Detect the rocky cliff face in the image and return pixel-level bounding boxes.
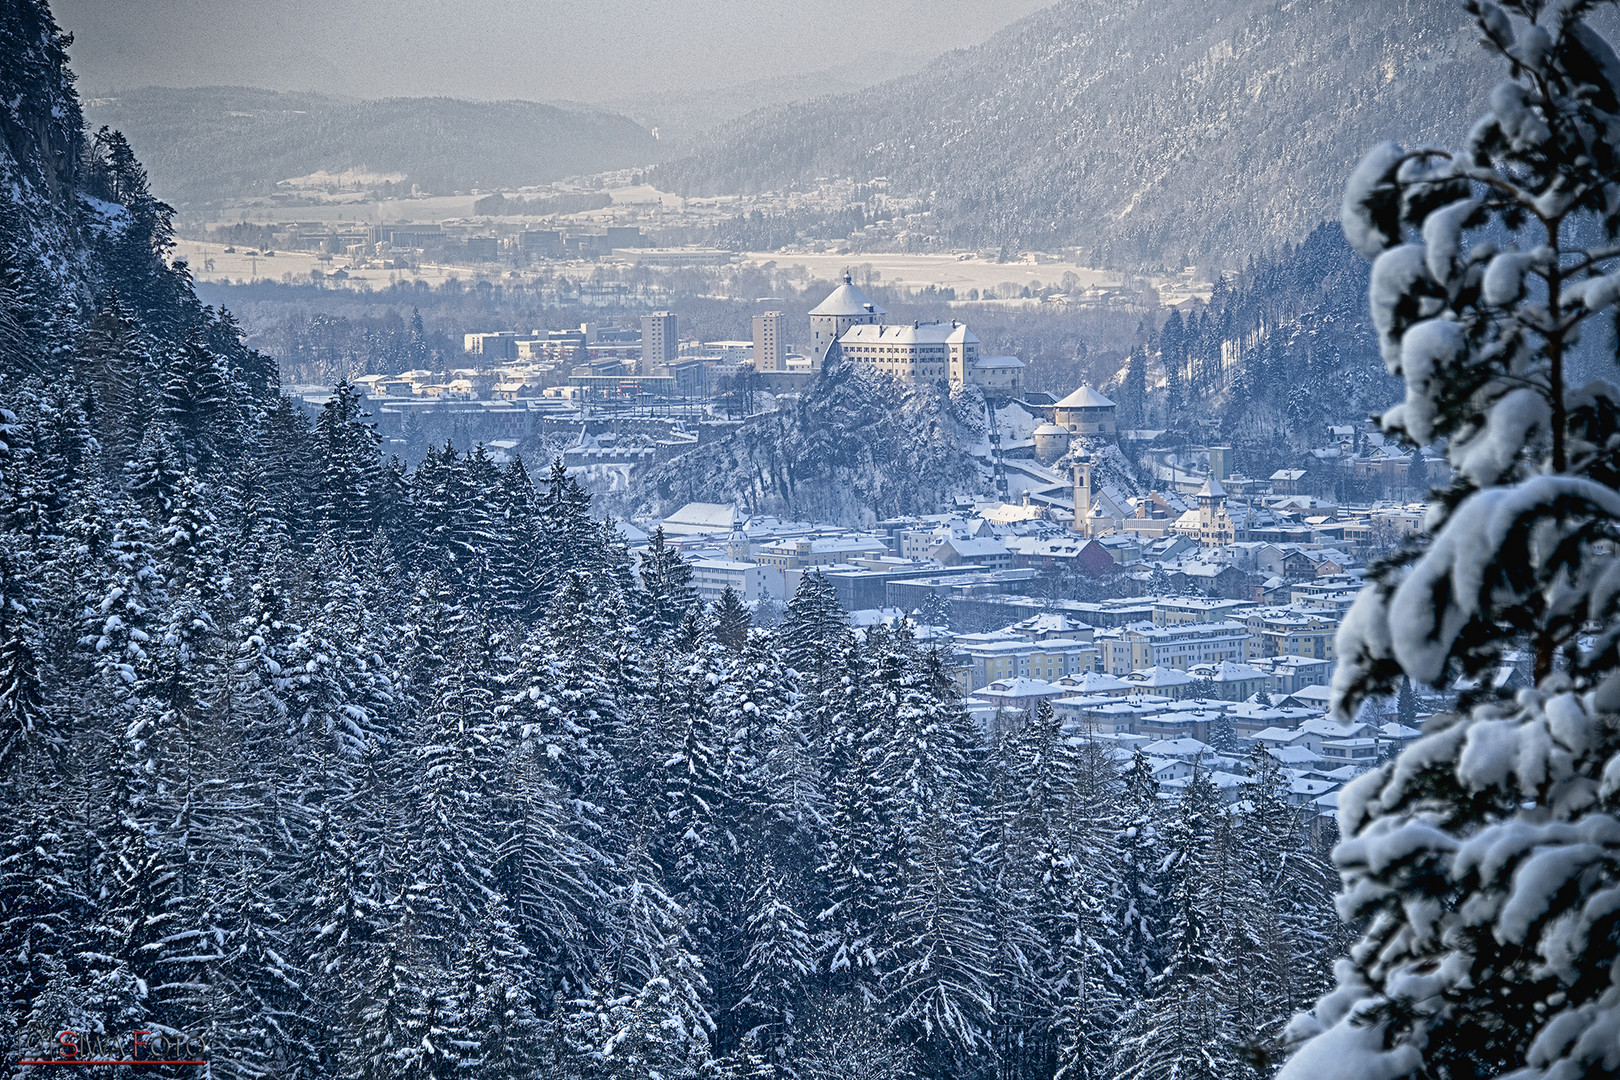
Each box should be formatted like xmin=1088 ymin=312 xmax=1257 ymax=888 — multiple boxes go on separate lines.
xmin=618 ymin=359 xmax=990 ymax=526
xmin=0 ymin=0 xmax=82 ymax=200
xmin=0 ymin=0 xmax=93 ymax=306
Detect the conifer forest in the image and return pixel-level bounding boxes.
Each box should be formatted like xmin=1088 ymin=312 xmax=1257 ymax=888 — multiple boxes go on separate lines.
xmin=0 ymin=6 xmax=1352 ymax=1076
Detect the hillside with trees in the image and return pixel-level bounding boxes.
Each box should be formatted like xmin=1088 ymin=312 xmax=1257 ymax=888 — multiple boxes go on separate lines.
xmin=1107 ymin=223 xmax=1397 ymax=478
xmin=656 ymin=0 xmax=1499 ymax=269
xmin=82 ymin=86 xmax=659 ymax=209
xmin=0 ymin=2 xmax=1355 ymax=1076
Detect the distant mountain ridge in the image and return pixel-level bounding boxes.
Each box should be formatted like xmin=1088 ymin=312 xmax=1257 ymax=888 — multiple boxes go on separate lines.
xmin=83 ymin=86 xmax=660 ymax=208
xmin=607 ymin=51 xmax=939 ymax=143
xmin=655 ymin=0 xmax=1503 ymax=268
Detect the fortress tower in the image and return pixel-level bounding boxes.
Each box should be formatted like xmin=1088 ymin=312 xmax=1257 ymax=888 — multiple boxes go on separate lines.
xmin=809 ymin=270 xmax=885 ymax=359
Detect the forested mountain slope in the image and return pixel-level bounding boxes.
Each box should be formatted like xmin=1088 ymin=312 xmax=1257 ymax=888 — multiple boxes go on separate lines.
xmin=83 ymin=86 xmax=659 ymax=207
xmin=0 ymin=2 xmax=1346 ymax=1077
xmin=657 ymin=0 xmax=1495 ymax=268
xmin=1109 ymin=223 xmax=1395 ymax=474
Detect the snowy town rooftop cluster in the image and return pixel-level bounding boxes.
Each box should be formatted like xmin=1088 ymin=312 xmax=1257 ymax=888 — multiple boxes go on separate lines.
xmin=631 ymin=492 xmax=1488 ymax=823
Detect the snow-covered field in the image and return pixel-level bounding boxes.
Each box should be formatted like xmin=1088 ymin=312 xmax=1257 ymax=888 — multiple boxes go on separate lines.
xmin=174 ymin=239 xmax=523 ymax=288
xmin=174 ymin=236 xmax=1204 ymax=302
xmin=739 ymin=250 xmax=1167 ymax=294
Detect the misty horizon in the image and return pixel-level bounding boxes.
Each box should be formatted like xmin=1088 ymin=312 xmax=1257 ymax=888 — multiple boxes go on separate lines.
xmin=53 ymin=0 xmax=1050 ymax=105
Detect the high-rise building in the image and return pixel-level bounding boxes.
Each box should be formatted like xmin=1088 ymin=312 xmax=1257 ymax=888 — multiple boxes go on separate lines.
xmin=641 ymin=311 xmax=677 ymax=373
xmin=752 ymin=311 xmax=788 ymax=373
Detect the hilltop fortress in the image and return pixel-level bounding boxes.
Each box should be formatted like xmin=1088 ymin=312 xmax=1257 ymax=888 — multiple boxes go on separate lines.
xmin=806 ymin=272 xmax=1025 ymax=395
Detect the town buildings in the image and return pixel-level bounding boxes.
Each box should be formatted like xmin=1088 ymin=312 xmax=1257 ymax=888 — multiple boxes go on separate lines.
xmin=1094 ymin=620 xmax=1250 ymax=675
xmin=615 ymin=489 xmax=1460 ymax=824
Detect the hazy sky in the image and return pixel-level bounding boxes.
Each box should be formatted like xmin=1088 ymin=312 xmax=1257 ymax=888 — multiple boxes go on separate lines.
xmin=54 ymin=0 xmax=1051 ymax=103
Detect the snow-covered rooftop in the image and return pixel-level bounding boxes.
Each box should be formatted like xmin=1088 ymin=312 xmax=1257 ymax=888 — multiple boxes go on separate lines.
xmin=1054 ymin=384 xmax=1115 ymax=408
xmin=1266 ymin=745 xmax=1324 ymax=765
xmin=937 ymin=537 xmax=1010 ymax=557
xmin=840 ymin=320 xmax=973 ymax=346
xmin=1055 ymin=671 xmax=1133 ymax=694
xmin=662 ymin=502 xmax=742 ymax=533
xmin=974 ymin=678 xmax=1069 ymax=700
xmin=809 ymin=271 xmax=887 ymax=317
xmin=1126 ymin=666 xmax=1196 ymax=687
xmin=1140 ymin=737 xmax=1215 ymax=758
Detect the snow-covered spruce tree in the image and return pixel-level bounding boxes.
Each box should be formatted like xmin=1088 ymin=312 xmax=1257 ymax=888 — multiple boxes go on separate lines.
xmin=984 ymin=700 xmax=1071 ymax=1078
xmin=1113 ymin=749 xmax=1166 ymax=1000
xmin=640 ymin=526 xmax=699 ymax=645
xmin=0 ymin=530 xmax=49 ymax=765
xmin=1279 ymin=5 xmax=1620 ymax=1079
xmin=876 ymin=644 xmax=994 ymax=1068
xmin=734 ymin=857 xmax=814 ymax=1056
xmin=537 ymin=456 xmax=597 ymax=590
xmin=491 ymin=455 xmax=544 ymax=622
xmin=712 ymin=585 xmax=752 ymax=652
xmin=558 ymin=879 xmax=717 ymax=1080
xmin=1231 ymin=748 xmax=1339 ymax=1067
xmin=815 ymin=631 xmax=892 ymax=1009
xmin=1053 ymin=736 xmax=1130 ymax=1080
xmin=507 ymin=569 xmax=627 ymax=818
xmin=313 ymin=381 xmax=387 ymax=556
xmin=1115 ymin=769 xmax=1231 ymax=1080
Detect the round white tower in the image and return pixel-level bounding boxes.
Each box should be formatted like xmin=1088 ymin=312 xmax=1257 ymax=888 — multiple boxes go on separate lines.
xmin=808 ymin=270 xmax=886 ymax=359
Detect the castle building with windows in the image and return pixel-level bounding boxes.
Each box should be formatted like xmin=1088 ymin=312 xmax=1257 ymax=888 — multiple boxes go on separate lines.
xmin=809 ymin=271 xmax=1023 ymax=392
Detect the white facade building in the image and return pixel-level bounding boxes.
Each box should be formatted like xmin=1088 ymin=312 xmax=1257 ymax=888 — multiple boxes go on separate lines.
xmin=808 ymin=275 xmax=1023 ymax=391
xmin=689 ymin=558 xmax=774 ymax=604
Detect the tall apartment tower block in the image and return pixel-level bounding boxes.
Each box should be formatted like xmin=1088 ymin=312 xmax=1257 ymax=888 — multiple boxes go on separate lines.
xmin=752 ymin=311 xmax=788 ymax=373
xmin=640 ymin=311 xmax=678 ymax=372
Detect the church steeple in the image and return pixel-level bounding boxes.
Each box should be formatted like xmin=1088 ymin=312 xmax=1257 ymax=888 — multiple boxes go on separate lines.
xmin=726 ymin=507 xmax=751 ymax=561
xmin=1189 ymin=468 xmax=1235 ymax=546
xmin=1196 ymin=469 xmax=1226 ymax=513
xmin=1071 ymin=450 xmax=1093 ymax=534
